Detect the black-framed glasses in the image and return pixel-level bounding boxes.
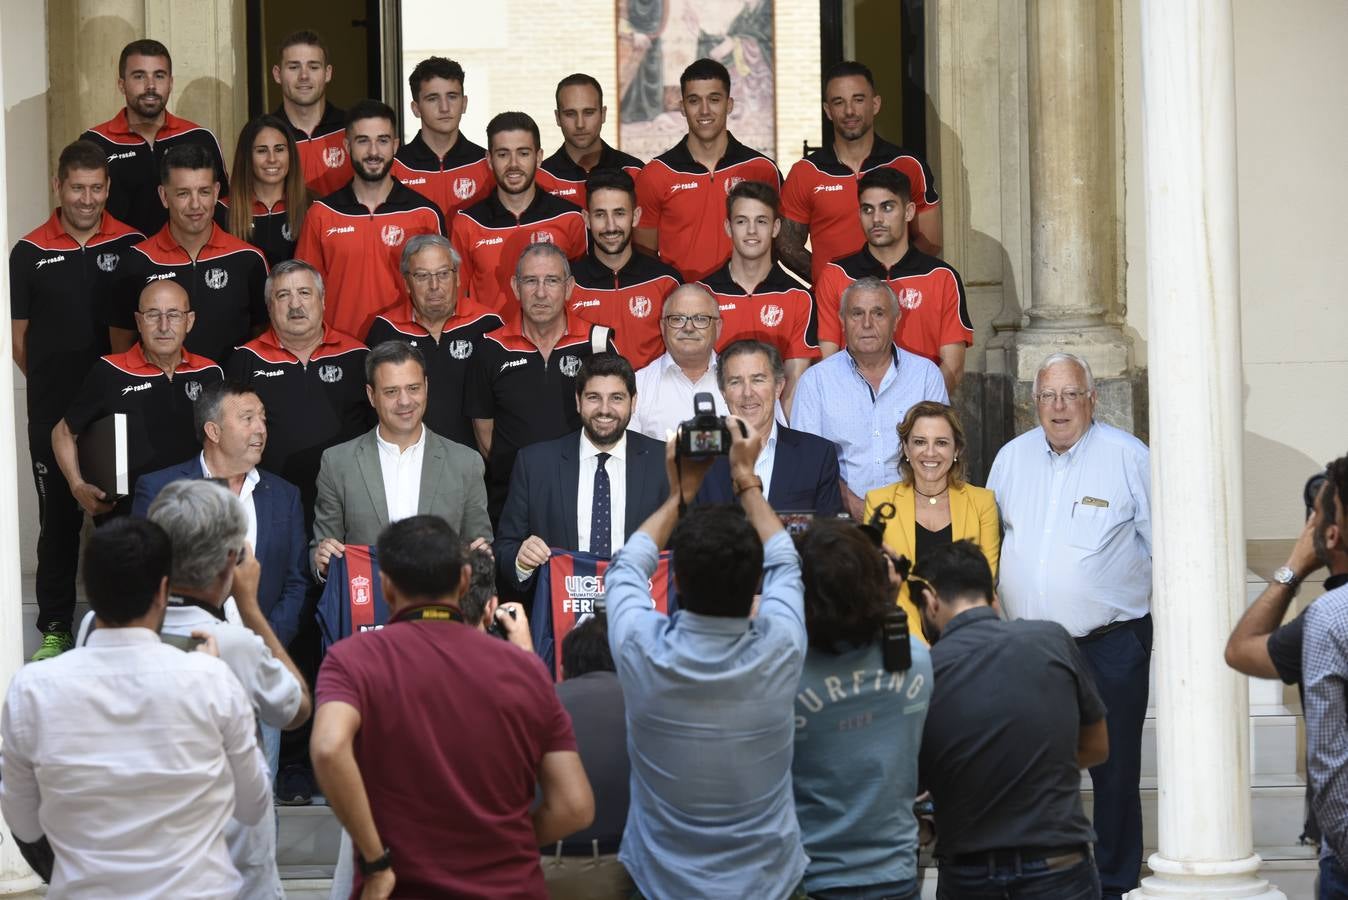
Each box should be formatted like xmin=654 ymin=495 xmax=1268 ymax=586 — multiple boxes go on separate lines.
xmin=663 ymin=314 xmax=717 ymax=330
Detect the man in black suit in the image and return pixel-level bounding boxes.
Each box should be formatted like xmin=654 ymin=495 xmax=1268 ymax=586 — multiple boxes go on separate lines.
xmin=495 ymin=352 xmax=669 ymax=595
xmin=698 ymin=339 xmax=842 ymax=515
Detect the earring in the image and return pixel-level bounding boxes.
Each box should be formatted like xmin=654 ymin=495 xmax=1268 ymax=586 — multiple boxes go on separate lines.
xmin=953 ymin=456 xmax=958 ymax=462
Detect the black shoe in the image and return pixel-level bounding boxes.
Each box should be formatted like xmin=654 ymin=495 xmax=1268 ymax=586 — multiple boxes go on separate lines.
xmin=276 ymin=763 xmax=314 ymax=806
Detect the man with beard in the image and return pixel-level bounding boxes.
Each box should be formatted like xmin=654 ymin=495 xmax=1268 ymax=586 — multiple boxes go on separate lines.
xmin=569 ymin=168 xmax=682 ymax=370
xmin=366 ymin=235 xmax=502 ymax=450
xmin=296 ymin=100 xmax=444 ymax=340
xmin=81 ymin=40 xmax=229 ymax=236
xmin=777 ymin=61 xmax=941 ymax=285
xmin=452 ymin=112 xmax=588 ymax=313
xmin=536 ymin=74 xmax=643 ymax=207
xmin=494 ymin=352 xmax=668 ymax=600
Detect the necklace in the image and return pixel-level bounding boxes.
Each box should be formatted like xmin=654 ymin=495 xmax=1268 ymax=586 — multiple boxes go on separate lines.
xmin=913 ymin=484 xmax=948 ymax=505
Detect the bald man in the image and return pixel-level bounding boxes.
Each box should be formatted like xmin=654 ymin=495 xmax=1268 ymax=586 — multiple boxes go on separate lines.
xmin=630 ymin=284 xmax=729 ymax=441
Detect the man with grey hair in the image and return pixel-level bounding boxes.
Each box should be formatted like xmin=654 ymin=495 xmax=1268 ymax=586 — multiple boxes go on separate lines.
xmin=696 ymin=339 xmax=841 ymax=515
xmin=986 ymin=351 xmax=1153 ymax=900
xmin=466 ymin=242 xmax=617 ymax=524
xmin=77 ymin=479 xmax=309 ymax=899
xmin=365 ymin=233 xmax=503 ymax=448
xmin=631 ymin=283 xmax=728 ymax=440
xmin=227 ymin=258 xmax=371 ymax=519
xmin=792 ymin=276 xmax=946 ymax=519
xmin=312 ymin=339 xmax=492 ymax=580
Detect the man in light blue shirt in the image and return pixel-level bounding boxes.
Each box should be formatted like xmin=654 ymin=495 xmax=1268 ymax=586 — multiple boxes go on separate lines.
xmin=986 ymin=351 xmax=1152 ymax=900
xmin=605 ymin=416 xmax=810 ymax=900
xmin=792 ymin=277 xmax=947 ymax=519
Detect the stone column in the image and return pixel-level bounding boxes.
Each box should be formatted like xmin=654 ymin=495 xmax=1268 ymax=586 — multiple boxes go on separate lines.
xmin=1128 ymin=0 xmax=1281 ymax=897
xmin=1009 ymin=0 xmax=1135 ymax=434
xmin=0 ymin=34 xmax=46 ymax=900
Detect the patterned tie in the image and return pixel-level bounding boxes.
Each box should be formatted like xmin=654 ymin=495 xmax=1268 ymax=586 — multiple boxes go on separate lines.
xmin=590 ymin=452 xmax=611 ymax=557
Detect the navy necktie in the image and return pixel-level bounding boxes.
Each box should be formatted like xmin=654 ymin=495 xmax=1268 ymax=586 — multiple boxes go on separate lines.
xmin=590 ymin=452 xmax=611 ymax=557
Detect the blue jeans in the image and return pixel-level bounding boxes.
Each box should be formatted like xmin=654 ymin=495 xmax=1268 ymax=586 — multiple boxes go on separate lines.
xmin=1321 ymin=853 xmax=1348 ymax=900
xmin=1077 ymin=615 xmax=1152 ymax=898
xmin=810 ymin=879 xmax=920 ymax=900
xmin=261 ymin=722 xmax=281 ymax=783
xmin=937 ymin=855 xmax=1099 ymax=900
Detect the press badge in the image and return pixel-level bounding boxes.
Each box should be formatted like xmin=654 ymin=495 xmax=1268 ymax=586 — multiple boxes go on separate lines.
xmin=1081 ymin=496 xmax=1110 ymax=508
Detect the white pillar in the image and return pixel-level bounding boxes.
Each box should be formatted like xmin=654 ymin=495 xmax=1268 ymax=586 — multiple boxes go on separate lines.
xmin=0 ymin=20 xmax=45 ymax=898
xmin=1129 ymin=0 xmax=1281 ymax=897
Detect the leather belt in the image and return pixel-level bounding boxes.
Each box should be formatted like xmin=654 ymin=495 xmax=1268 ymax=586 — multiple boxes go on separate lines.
xmin=948 ymin=844 xmax=1090 ymax=871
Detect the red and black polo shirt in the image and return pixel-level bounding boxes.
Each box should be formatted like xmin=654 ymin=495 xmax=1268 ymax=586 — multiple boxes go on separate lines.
xmin=365 ymin=303 xmax=504 ymax=450
xmin=109 ymin=224 xmax=269 ymax=367
xmin=536 ymin=141 xmax=644 ymax=208
xmin=450 ymin=189 xmax=587 ymax=314
xmin=80 ymin=109 xmax=229 ymax=237
xmin=634 ymin=132 xmax=781 ymax=282
xmin=697 ymin=261 xmax=819 ymax=361
xmin=277 ymin=102 xmax=351 ymax=197
xmin=465 ymin=314 xmax=615 ymax=516
xmin=225 ymin=326 xmax=371 ymax=512
xmin=780 ymin=135 xmax=940 ymax=285
xmin=63 ymin=344 xmax=223 ymax=486
xmin=294 ymin=179 xmax=446 ymax=341
xmin=814 ymin=245 xmax=972 ymax=364
xmin=391 ymin=130 xmax=495 ymax=224
xmin=568 ymin=250 xmax=682 ymax=370
xmin=10 ymin=210 xmax=145 ymax=423
xmin=213 ymin=198 xmax=297 ymax=267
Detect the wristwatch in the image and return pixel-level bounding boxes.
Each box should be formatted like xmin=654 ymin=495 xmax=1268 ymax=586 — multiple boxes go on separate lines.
xmin=358 ymin=846 xmax=392 ymax=876
xmin=1272 ymin=566 xmax=1300 ymax=589
xmin=733 ymin=474 xmax=764 ymax=497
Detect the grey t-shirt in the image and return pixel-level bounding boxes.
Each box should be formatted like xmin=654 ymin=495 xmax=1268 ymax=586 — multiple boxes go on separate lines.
xmin=554 ymin=670 xmax=629 ymax=849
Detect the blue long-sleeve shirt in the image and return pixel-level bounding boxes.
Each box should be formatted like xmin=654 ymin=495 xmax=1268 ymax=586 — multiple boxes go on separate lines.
xmin=605 ymin=530 xmax=809 ymax=899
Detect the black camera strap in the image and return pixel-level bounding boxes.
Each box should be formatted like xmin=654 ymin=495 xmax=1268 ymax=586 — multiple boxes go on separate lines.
xmin=390 ymin=604 xmax=466 ymax=625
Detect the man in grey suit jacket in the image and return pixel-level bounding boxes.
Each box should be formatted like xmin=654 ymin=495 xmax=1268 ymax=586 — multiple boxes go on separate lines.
xmin=312 ymin=341 xmax=492 ymax=579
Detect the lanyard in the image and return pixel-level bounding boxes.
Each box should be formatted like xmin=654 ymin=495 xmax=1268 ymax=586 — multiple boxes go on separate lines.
xmin=389 ymin=604 xmax=466 ymax=625
xmin=167 ymin=595 xmax=228 ymax=622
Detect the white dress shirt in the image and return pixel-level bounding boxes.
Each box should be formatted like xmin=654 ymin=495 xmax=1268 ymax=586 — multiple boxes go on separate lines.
xmin=0 ymin=627 xmax=270 ymax=900
xmin=986 ymin=421 xmax=1153 ymax=637
xmin=200 ymin=453 xmax=260 ymax=550
xmin=376 ymin=425 xmax=426 ymax=523
xmin=632 ymin=353 xmax=728 ymax=440
xmin=755 ymin=422 xmax=779 ymax=498
xmin=577 ymin=431 xmax=628 ymax=555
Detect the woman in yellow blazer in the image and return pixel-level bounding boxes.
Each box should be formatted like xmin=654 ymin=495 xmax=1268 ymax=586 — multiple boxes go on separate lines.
xmin=863 ymin=401 xmax=1001 ymax=643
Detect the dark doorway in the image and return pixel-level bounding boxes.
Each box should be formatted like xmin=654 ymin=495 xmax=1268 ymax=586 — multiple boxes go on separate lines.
xmin=245 ymin=0 xmax=385 ymax=118
xmin=817 ymin=0 xmax=927 ymax=159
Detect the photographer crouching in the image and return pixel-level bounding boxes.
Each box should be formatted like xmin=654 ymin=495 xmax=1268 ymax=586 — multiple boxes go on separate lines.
xmin=604 ymin=399 xmax=811 ymax=899
xmin=791 ymin=518 xmax=933 ymax=899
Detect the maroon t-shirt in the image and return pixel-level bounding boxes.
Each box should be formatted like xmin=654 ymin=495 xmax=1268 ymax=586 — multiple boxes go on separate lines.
xmin=316 ymin=617 xmax=577 ymax=898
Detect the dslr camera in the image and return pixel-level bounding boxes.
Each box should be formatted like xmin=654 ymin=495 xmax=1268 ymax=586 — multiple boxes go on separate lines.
xmin=676 ymin=392 xmax=744 ymax=458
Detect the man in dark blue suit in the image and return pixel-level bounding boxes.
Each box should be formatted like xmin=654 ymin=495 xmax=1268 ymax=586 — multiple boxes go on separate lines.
xmin=697 ymin=339 xmax=842 ymax=516
xmin=494 ymin=354 xmax=669 ymax=664
xmin=133 ymin=381 xmax=311 ymax=649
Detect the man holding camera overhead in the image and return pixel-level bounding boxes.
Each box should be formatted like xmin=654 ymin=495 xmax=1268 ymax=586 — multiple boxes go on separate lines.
xmin=603 ymin=412 xmax=810 ymax=900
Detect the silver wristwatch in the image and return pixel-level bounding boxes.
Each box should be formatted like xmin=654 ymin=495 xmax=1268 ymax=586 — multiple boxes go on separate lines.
xmin=1272 ymin=565 xmax=1299 ymax=587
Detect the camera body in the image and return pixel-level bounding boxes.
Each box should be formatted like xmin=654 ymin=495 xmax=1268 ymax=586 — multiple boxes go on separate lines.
xmin=676 ymin=392 xmax=739 ymax=458
xmin=487 ymin=604 xmax=518 ymax=641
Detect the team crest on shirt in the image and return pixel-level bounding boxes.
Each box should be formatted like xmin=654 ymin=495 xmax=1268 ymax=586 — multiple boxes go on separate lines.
xmin=96 ymin=253 xmax=120 ymax=272
xmin=204 ymin=267 xmax=228 ymax=290
xmin=318 ymin=365 xmax=343 ymax=384
xmin=449 ymin=340 xmax=474 ymax=360
xmin=628 ymin=295 xmax=652 ymax=318
xmin=558 ymin=355 xmax=581 ymax=377
xmin=351 ymin=575 xmax=371 ymax=605
xmin=34 ymin=462 xmax=47 ymax=476
xmin=723 ymin=176 xmax=746 ymax=194
xmin=529 ymin=231 xmax=555 ymax=245
xmin=898 ymin=287 xmax=923 ymax=310
xmin=184 ymin=381 xmax=203 ymax=401
xmin=760 ymin=304 xmax=784 ymax=328
xmin=323 ymin=147 xmax=346 ymax=169
xmin=381 ymin=225 xmax=406 ymax=247
xmin=453 ymin=177 xmax=478 ymax=200
xmin=281 ymin=223 xmax=294 ymax=241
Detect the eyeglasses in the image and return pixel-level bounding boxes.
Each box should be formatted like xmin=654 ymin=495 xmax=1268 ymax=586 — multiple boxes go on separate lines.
xmin=663 ymin=314 xmax=717 ymax=330
xmin=409 ymin=268 xmax=456 ymax=285
xmin=1034 ymin=388 xmax=1089 ymax=405
xmin=517 ymin=275 xmax=566 ymax=291
xmin=137 ymin=310 xmax=187 ymax=325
